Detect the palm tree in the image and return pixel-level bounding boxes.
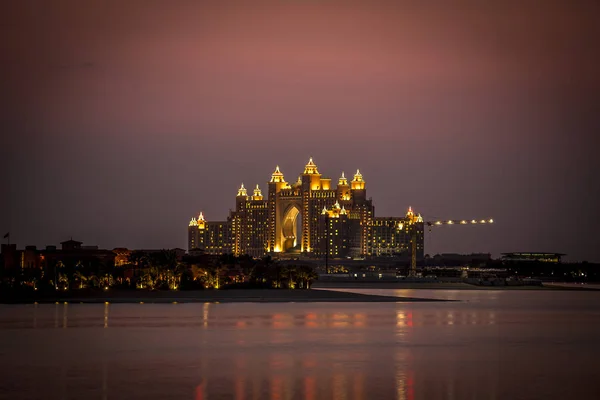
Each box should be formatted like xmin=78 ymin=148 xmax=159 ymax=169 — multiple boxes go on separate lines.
xmin=74 ymin=271 xmax=88 ymax=289
xmin=296 ymin=266 xmax=318 ymax=289
xmin=304 ymin=266 xmax=318 ymax=289
xmin=280 ymin=265 xmax=297 ymax=289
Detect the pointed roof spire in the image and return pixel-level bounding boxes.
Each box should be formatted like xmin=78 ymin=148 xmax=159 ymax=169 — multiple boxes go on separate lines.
xmin=253 ymin=184 xmax=262 ymax=197
xmin=270 ymin=165 xmax=285 ymax=183
xmin=237 ymin=183 xmax=248 ymax=197
xmin=198 ymin=212 xmax=205 ymax=221
xmin=304 ymin=157 xmax=319 ymax=174
xmin=338 ymin=171 xmax=348 ymax=186
xmin=353 ymin=169 xmax=363 ymax=181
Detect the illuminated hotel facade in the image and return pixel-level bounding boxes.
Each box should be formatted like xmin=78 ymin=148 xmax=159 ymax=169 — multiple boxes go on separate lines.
xmin=188 ymin=158 xmax=424 ymax=259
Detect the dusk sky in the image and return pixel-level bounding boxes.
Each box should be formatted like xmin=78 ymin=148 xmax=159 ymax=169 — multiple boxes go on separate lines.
xmin=1 ymin=0 xmax=598 ymax=261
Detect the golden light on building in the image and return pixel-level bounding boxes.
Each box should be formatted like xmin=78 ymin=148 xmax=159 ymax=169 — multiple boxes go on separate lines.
xmin=338 ymin=171 xmax=348 ymax=186
xmin=270 ymin=165 xmax=286 ymax=183
xmin=187 ymin=157 xmax=424 ymax=259
xmin=253 ymin=184 xmax=263 ymax=200
xmin=237 ymin=183 xmax=248 ymax=197
xmin=351 ymin=169 xmax=365 ymax=190
xmin=303 ymin=157 xmax=319 ymax=174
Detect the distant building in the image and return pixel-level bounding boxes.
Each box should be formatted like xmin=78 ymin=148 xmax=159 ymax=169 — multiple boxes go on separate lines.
xmin=113 ymin=248 xmax=132 ymax=266
xmin=188 ymin=214 xmax=233 ymax=256
xmin=1 ymin=241 xmax=187 ymax=271
xmin=501 ymin=252 xmax=565 ymax=263
xmin=1 ymin=239 xmax=116 ymax=270
xmin=371 ymin=214 xmax=424 ymax=258
xmin=187 ymin=158 xmax=424 ymax=259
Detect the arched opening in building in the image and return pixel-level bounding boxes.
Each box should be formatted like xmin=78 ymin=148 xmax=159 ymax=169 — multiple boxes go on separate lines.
xmin=282 ymin=205 xmax=301 ymax=253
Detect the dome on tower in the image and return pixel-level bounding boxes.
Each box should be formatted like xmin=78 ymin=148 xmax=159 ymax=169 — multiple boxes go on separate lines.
xmin=237 ymin=183 xmax=248 ymax=197
xmin=352 ymin=169 xmax=364 ymax=182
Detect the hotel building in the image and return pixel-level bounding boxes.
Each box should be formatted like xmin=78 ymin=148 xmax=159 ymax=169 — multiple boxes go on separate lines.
xmin=188 ymin=158 xmax=424 ymax=259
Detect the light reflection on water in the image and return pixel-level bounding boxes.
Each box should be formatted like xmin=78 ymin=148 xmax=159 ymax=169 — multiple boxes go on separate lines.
xmin=1 ymin=290 xmax=600 ymax=399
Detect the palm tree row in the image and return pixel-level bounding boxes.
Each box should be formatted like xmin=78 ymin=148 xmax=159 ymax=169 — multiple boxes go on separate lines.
xmin=1 ymin=251 xmax=319 ymax=292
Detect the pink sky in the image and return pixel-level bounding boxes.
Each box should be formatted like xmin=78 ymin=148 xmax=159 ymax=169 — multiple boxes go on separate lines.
xmin=1 ymin=0 xmax=598 ymax=260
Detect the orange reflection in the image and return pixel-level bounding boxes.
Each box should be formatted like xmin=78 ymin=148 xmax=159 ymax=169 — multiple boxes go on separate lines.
xmin=407 ymin=371 xmax=414 ymax=400
xmin=304 ymin=376 xmax=316 ymax=400
xmin=202 ymin=303 xmax=209 ymax=328
xmin=332 ymin=321 xmax=349 ymax=328
xmin=235 ymin=375 xmax=245 ymax=400
xmin=333 ymin=373 xmax=347 ymax=400
xmin=270 ymin=376 xmax=283 ymax=400
xmin=305 ymin=312 xmax=319 ymax=328
xmin=331 ymin=313 xmax=350 ymax=328
xmin=353 ymin=313 xmax=366 ymax=327
xmin=353 ymin=372 xmax=365 ymax=400
xmin=272 ymin=313 xmax=292 ymax=329
xmin=396 ymin=310 xmax=407 ymax=327
xmin=195 ymin=382 xmax=204 ymax=400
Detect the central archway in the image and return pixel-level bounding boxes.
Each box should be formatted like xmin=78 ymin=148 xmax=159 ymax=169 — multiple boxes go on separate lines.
xmin=281 ymin=205 xmax=301 ymax=252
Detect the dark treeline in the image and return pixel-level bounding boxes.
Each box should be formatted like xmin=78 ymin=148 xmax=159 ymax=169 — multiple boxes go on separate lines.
xmin=0 ymin=251 xmax=319 ymax=294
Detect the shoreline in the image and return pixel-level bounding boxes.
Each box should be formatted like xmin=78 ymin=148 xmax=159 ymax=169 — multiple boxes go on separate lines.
xmin=311 ymin=282 xmax=600 ymax=290
xmin=0 ymin=288 xmax=446 ymax=304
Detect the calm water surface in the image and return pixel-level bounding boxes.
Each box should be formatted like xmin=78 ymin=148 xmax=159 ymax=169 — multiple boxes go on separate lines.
xmin=1 ymin=289 xmax=600 ymax=400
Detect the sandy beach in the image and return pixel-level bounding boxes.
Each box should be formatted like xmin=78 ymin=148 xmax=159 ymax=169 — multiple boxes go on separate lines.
xmin=0 ymin=288 xmax=446 ymax=304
